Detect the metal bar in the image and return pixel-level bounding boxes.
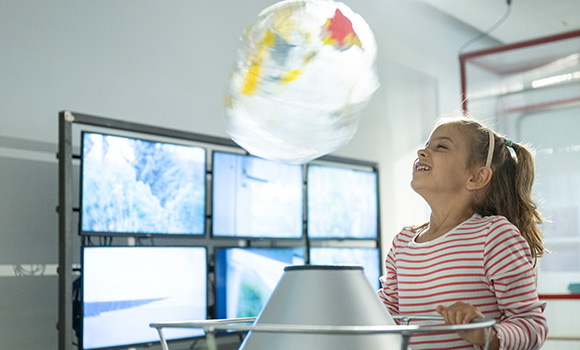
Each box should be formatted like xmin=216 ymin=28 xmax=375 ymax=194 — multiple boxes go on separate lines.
xmin=58 ymin=111 xmax=74 ymax=350
xmin=155 ymin=328 xmax=170 ymax=350
xmin=547 ymin=336 xmax=580 ymax=341
xmin=483 ymin=324 xmax=493 ymax=350
xmin=315 ymin=153 xmax=379 ymax=169
xmin=150 ymin=318 xmax=496 ymax=335
xmin=150 ymin=316 xmax=496 ymax=350
xmin=395 ymin=315 xmax=495 ymax=350
xmin=459 ymin=54 xmax=469 ymax=113
xmin=501 ymin=96 xmax=580 ymax=115
xmin=66 ymin=111 xmax=239 ymax=148
xmin=400 ymin=334 xmax=411 ymax=350
xmin=392 ymin=315 xmax=446 ymax=322
xmin=458 ymin=29 xmax=580 ymax=61
xmin=66 ymin=110 xmax=378 ymax=168
xmin=206 ymin=328 xmax=217 ymax=350
xmin=151 ymin=317 xmax=256 ymax=328
xmin=539 ymin=293 xmax=580 ymax=300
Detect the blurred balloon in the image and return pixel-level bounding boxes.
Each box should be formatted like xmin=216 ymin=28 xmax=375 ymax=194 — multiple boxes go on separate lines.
xmin=224 ymin=0 xmax=379 ymax=164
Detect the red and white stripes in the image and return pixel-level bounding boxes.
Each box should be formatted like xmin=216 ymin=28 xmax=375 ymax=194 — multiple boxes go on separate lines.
xmin=378 ymin=214 xmax=547 ymax=350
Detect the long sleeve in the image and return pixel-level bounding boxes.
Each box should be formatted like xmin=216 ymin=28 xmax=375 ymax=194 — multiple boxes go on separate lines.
xmin=377 ymin=239 xmax=400 ymax=318
xmin=484 ymin=217 xmax=548 ymax=350
xmin=377 ymin=215 xmax=548 ymax=350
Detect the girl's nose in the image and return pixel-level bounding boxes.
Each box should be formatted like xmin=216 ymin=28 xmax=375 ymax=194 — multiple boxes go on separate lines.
xmin=417 ymin=148 xmax=427 ymax=158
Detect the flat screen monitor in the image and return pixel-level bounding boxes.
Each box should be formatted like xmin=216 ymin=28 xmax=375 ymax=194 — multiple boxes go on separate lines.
xmin=80 ymin=131 xmax=206 ymax=236
xmin=215 ymin=247 xmax=305 ymax=319
xmin=81 ymin=246 xmax=207 ymax=350
xmin=309 ymin=247 xmax=381 ymax=289
xmin=212 ymin=151 xmax=303 ymax=238
xmin=307 ymin=164 xmax=378 ymax=239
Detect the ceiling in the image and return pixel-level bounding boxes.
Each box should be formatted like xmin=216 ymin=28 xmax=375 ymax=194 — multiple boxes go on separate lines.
xmin=419 ymin=0 xmax=580 ymax=44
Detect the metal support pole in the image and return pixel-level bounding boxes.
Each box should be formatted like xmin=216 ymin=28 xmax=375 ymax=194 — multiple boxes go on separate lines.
xmin=156 ymin=328 xmax=170 ymax=350
xmin=400 ymin=333 xmax=411 ymax=350
xmin=205 ymin=327 xmax=217 ymax=350
xmin=483 ymin=326 xmax=493 ymax=350
xmin=58 ymin=110 xmax=75 ymax=350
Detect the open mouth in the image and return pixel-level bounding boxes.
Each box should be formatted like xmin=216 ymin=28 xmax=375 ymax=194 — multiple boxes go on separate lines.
xmin=415 ymin=161 xmax=431 ymax=172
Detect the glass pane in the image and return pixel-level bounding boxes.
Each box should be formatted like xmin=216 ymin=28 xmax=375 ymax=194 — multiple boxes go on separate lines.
xmin=518 ymin=109 xmax=580 ymax=294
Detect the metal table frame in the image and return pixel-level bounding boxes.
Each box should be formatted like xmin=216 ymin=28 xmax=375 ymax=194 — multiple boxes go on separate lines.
xmin=150 ymin=315 xmax=496 ymax=350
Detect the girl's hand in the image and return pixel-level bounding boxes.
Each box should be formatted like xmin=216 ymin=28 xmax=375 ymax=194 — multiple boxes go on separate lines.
xmin=436 ymin=302 xmax=499 ymax=349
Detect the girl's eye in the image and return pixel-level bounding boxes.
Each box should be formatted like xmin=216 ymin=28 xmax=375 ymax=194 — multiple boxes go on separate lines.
xmin=437 ymin=144 xmax=447 ymax=149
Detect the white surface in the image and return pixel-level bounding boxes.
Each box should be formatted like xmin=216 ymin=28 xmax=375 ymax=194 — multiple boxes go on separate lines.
xmin=420 ymin=0 xmax=580 ymax=44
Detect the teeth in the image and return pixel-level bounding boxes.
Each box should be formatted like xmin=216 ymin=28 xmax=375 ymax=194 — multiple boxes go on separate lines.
xmin=416 ymin=165 xmax=431 ymax=171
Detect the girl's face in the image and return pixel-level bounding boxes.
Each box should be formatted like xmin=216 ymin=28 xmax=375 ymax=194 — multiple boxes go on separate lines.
xmin=411 ymin=124 xmax=473 ymax=199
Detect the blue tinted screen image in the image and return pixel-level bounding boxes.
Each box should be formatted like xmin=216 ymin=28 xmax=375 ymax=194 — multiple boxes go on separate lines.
xmin=82 ymin=247 xmax=207 ymax=349
xmin=309 ymin=247 xmax=381 ymax=289
xmin=81 ymin=132 xmax=206 ymax=235
xmin=215 ymin=248 xmax=305 ymax=319
xmin=212 ymin=152 xmax=303 ymax=238
xmin=307 ymin=165 xmax=378 ymax=238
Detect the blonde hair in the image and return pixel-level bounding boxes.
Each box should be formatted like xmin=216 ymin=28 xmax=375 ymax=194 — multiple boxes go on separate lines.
xmin=440 ymin=116 xmax=545 ymax=264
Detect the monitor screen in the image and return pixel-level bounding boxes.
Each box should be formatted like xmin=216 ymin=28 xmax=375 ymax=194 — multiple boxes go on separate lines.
xmin=307 ymin=164 xmax=378 ymax=239
xmin=81 ymin=246 xmax=207 ymax=350
xmin=215 ymin=247 xmax=305 ymax=319
xmin=309 ymin=247 xmax=381 ymax=289
xmin=80 ymin=132 xmax=206 ymax=236
xmin=212 ymin=151 xmax=303 ymax=238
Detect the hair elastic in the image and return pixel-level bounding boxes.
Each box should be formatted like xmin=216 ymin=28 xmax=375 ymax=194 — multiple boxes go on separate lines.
xmin=485 ymin=129 xmax=494 ymax=167
xmin=505 ymin=139 xmax=514 ymax=147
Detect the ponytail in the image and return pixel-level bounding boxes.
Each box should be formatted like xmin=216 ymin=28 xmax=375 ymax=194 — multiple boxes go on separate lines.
xmin=440 ymin=116 xmax=545 ymax=265
xmin=476 ymin=135 xmax=545 ymax=264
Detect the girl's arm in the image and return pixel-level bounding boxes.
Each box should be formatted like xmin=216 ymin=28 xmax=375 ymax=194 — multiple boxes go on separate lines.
xmin=436 ymin=301 xmax=500 ymax=349
xmin=377 ymin=241 xmax=400 ymax=319
xmin=483 ymin=218 xmax=548 ymax=350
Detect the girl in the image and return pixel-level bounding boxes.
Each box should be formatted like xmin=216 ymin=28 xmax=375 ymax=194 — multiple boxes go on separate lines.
xmin=378 ymin=116 xmax=548 ymax=349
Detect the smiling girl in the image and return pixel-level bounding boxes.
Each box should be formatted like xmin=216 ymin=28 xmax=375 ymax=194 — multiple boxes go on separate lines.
xmin=378 ymin=116 xmax=547 ymax=349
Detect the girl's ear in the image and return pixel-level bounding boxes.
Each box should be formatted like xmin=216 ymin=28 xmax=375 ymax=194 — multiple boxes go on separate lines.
xmin=466 ymin=166 xmax=493 ymax=191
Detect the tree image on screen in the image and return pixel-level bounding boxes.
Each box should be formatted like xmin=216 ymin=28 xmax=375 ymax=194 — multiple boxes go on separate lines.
xmin=220 ymin=248 xmax=305 ymax=319
xmin=236 ymin=279 xmax=267 ymax=318
xmin=308 ymin=165 xmax=377 ymax=238
xmin=81 ymin=133 xmax=205 ymax=235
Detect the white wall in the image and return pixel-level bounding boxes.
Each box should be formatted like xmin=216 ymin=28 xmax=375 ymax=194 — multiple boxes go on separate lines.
xmin=0 ymin=1 xmax=499 ymax=349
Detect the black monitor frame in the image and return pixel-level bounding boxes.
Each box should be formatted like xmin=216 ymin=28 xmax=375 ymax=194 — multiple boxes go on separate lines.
xmin=58 ymin=110 xmax=382 ymax=350
xmin=211 ymin=150 xmax=305 ymax=240
xmin=306 ymin=162 xmax=380 ymax=240
xmin=79 ymin=130 xmax=207 ymax=237
xmin=79 ymin=245 xmax=208 ymax=350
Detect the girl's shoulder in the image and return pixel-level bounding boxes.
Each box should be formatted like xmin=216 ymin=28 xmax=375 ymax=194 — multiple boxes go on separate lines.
xmin=468 ymin=213 xmax=510 ymax=226
xmin=469 ymin=214 xmax=525 ymax=243
xmin=397 ymin=215 xmax=518 ymax=240
xmin=470 ymin=214 xmax=519 ymax=232
xmin=401 ymin=214 xmax=513 ymax=231
xmin=393 ymin=225 xmax=422 ymax=245
xmin=394 ymin=215 xmax=520 ymax=245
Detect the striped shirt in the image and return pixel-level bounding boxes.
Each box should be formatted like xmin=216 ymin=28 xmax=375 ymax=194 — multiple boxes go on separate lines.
xmin=378 ymin=214 xmax=547 ymax=350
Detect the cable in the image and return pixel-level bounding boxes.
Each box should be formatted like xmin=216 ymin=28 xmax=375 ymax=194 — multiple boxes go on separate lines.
xmin=458 ymin=0 xmax=513 ymax=55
